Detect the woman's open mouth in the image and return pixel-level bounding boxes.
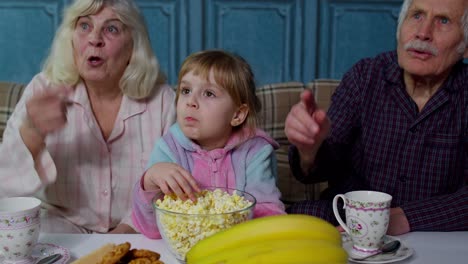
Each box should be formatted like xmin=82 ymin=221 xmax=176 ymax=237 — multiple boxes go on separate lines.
xmin=88 ymin=56 xmax=104 ymax=66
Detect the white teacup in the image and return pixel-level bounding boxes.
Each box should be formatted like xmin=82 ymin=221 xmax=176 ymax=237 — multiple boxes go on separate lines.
xmin=333 ymin=190 xmax=392 ymax=256
xmin=0 ymin=197 xmax=41 ymax=264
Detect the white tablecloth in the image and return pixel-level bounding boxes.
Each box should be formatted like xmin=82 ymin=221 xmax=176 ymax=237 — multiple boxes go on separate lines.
xmin=39 ymin=233 xmax=180 ymax=263
xmin=39 ymin=231 xmax=467 ymax=264
xmin=392 ymin=231 xmax=467 ymax=264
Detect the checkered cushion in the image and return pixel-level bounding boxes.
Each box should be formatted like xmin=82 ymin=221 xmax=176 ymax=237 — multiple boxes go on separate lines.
xmin=256 ymin=80 xmax=340 ymax=204
xmin=256 ymin=82 xmax=305 ymax=145
xmin=307 ymin=79 xmax=340 ymax=110
xmin=256 ymin=82 xmax=314 ymax=204
xmin=0 ymin=82 xmax=26 ymax=142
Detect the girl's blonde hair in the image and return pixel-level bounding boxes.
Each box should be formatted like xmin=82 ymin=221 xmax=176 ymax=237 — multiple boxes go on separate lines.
xmin=42 ymin=0 xmax=165 ymax=99
xmin=176 ymin=50 xmax=261 ymax=133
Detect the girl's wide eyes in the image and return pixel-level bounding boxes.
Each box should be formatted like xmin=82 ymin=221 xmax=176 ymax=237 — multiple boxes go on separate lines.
xmin=178 ymin=86 xmax=217 ymax=97
xmin=180 ymin=88 xmax=190 ymax=95
xmin=204 ymin=90 xmax=215 ymax=97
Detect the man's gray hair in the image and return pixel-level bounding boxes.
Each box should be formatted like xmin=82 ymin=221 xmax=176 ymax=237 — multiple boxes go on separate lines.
xmin=396 ymin=0 xmax=468 ymax=46
xmin=463 ymin=10 xmax=468 ymax=45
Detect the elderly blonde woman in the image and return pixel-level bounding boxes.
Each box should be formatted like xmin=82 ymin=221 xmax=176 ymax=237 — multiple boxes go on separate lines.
xmin=0 ymin=0 xmax=175 ymax=234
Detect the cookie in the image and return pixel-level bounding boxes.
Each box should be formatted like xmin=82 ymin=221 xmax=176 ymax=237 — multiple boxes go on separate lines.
xmin=127 ymin=249 xmax=161 ymax=260
xmin=70 ymin=243 xmax=116 ymax=264
xmin=128 ymin=258 xmax=164 ymax=264
xmin=99 ymin=242 xmax=131 ymax=264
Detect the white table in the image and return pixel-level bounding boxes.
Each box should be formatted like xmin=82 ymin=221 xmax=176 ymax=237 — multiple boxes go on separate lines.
xmin=390 ymin=232 xmax=467 ymax=264
xmin=39 ymin=233 xmax=180 ymax=263
xmin=39 ymin=231 xmax=467 ymax=264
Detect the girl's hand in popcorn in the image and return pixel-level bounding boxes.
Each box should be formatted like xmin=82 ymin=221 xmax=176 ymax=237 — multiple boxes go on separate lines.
xmin=143 ymin=162 xmax=201 ymax=201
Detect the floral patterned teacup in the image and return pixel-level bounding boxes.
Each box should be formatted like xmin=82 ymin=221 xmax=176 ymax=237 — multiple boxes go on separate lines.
xmin=0 ymin=197 xmax=41 ymax=264
xmin=333 ymin=191 xmax=392 ymax=256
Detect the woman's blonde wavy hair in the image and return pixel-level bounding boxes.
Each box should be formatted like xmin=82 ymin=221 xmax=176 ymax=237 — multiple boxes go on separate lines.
xmin=42 ymin=0 xmax=165 ymax=99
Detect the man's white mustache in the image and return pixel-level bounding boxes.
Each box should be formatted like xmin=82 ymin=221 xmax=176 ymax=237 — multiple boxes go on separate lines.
xmin=404 ymin=40 xmax=438 ymax=56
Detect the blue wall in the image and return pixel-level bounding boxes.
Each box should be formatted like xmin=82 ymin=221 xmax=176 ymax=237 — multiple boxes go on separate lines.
xmin=0 ymin=0 xmax=407 ymax=86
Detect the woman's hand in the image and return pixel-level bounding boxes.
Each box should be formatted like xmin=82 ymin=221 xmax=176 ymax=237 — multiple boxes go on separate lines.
xmin=25 ymin=87 xmax=71 ymax=136
xmin=20 ymin=87 xmax=72 ymax=157
xmin=143 ymin=162 xmax=201 ymax=201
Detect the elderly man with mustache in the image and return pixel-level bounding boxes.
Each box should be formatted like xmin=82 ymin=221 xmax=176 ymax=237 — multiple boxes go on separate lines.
xmin=284 ymin=0 xmax=467 ymax=235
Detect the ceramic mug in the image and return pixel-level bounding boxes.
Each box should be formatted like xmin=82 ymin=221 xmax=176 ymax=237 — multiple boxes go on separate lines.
xmin=0 ymin=197 xmax=41 ymax=264
xmin=332 ymin=190 xmax=392 ymax=255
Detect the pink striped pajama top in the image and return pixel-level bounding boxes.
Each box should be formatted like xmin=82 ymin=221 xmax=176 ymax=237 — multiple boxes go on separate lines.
xmin=0 ymin=73 xmax=176 ymax=233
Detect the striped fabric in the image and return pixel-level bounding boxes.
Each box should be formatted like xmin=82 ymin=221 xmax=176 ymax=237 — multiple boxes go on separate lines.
xmin=0 ymin=82 xmax=26 ymax=142
xmin=0 ymin=74 xmax=177 ymax=233
xmin=256 ymin=80 xmax=340 ymax=204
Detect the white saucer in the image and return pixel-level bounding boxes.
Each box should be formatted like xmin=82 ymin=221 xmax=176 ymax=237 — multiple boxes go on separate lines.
xmin=0 ymin=243 xmax=70 ymax=264
xmin=32 ymin=243 xmax=70 ymax=264
xmin=342 ymin=233 xmax=414 ymax=264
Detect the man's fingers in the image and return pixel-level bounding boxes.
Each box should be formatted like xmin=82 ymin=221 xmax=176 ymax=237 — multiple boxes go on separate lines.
xmin=287 ymin=128 xmax=316 ymax=146
xmin=300 ymin=89 xmax=317 ymax=114
xmin=291 ymin=105 xmax=315 ymax=132
xmin=336 ymin=225 xmax=345 ymax=232
xmin=313 ymin=109 xmax=327 ymax=123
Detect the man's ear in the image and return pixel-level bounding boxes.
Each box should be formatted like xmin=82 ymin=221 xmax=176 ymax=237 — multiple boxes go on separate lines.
xmin=464 ymin=47 xmax=468 ymax=59
xmin=231 ymin=104 xmax=249 ymax=127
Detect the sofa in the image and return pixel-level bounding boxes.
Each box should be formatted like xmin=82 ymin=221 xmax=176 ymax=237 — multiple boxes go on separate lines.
xmin=255 ymin=80 xmax=339 ymax=205
xmin=0 ymin=80 xmax=340 ymax=205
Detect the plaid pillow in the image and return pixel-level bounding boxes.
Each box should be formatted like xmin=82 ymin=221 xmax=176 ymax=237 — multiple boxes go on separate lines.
xmin=256 ymin=80 xmax=340 ymax=204
xmin=0 ymin=82 xmax=26 ymax=142
xmin=307 ymin=79 xmax=340 ymax=110
xmin=256 ymin=82 xmax=317 ymax=204
xmin=256 ymin=82 xmax=306 ymax=145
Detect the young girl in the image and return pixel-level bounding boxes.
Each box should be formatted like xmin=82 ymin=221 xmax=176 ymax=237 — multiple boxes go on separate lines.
xmin=131 ymin=50 xmax=285 ymax=238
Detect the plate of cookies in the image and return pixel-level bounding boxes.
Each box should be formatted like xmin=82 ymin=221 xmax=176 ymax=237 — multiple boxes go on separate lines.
xmin=71 ymin=242 xmax=164 ymax=264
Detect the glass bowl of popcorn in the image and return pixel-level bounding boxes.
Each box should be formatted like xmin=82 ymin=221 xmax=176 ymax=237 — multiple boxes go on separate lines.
xmin=153 ymin=187 xmax=256 ymax=262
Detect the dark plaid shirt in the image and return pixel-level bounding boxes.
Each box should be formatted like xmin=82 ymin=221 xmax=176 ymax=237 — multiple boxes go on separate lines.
xmin=290 ymin=51 xmax=467 ymax=231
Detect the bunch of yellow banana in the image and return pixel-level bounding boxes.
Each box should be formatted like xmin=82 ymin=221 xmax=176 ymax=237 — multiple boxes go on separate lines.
xmin=186 ymin=214 xmax=347 ymax=264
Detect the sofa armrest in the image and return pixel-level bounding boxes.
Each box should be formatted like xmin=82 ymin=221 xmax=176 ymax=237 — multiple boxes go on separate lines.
xmin=0 ymin=82 xmax=26 ymax=142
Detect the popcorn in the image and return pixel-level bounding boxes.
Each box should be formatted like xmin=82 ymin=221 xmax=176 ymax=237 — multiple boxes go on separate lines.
xmin=154 ymin=188 xmax=254 ymax=259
